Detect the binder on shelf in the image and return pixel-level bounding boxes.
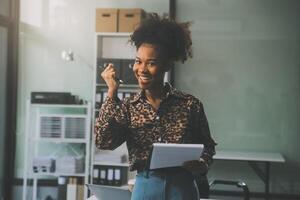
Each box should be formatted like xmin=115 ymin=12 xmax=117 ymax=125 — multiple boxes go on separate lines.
xmin=107 ymin=167 xmax=114 ymax=186
xmin=114 ymin=166 xmax=128 ymax=186
xmin=57 ymin=176 xmax=67 ymax=200
xmin=93 ymin=165 xmax=108 ymax=185
xmin=114 ymin=168 xmax=121 ymax=186
xmin=93 ymin=167 xmax=100 ymax=184
xmin=99 ymin=166 xmax=107 ymax=185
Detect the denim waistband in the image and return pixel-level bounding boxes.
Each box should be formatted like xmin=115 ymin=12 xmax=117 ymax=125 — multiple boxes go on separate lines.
xmin=137 ymin=167 xmax=193 ymax=178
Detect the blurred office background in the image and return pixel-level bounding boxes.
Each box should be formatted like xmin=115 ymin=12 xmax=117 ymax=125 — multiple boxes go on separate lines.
xmin=1 ymin=0 xmax=300 ymax=199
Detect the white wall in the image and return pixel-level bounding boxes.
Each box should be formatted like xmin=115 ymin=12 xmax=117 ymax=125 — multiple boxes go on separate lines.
xmin=175 ymin=0 xmax=300 ymax=195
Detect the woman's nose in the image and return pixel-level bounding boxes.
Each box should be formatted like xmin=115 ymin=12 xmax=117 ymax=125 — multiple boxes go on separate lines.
xmin=139 ymin=63 xmax=148 ymax=72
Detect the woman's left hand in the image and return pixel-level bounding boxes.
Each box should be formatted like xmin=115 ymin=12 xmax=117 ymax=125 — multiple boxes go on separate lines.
xmin=182 ymin=159 xmax=208 ymax=175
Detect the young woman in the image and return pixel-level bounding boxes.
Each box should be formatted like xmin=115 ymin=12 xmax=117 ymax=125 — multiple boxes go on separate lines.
xmin=95 ymin=13 xmax=216 ymax=200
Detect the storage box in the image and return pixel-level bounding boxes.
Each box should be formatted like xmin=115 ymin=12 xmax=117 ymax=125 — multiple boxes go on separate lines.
xmin=95 ymin=8 xmax=118 ymax=32
xmin=118 ymin=9 xmax=145 ymax=32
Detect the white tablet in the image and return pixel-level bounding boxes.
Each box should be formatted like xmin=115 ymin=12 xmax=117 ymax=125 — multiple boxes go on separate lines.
xmin=149 ymin=143 xmax=204 ymax=170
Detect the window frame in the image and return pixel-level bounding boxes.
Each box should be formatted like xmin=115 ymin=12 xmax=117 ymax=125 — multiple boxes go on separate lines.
xmin=0 ymin=0 xmax=19 ymax=199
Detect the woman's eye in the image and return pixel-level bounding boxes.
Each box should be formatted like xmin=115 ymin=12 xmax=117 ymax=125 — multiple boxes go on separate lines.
xmin=147 ymin=62 xmax=156 ymax=66
xmin=134 ymin=60 xmax=141 ymax=64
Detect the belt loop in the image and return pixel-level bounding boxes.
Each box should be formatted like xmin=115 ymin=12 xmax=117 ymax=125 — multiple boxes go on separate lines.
xmin=146 ymin=169 xmax=149 ymax=179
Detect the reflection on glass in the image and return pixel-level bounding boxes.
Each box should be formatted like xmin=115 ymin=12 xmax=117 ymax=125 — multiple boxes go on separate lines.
xmin=0 ymin=0 xmax=10 ymax=17
xmin=0 ymin=26 xmax=8 ymax=198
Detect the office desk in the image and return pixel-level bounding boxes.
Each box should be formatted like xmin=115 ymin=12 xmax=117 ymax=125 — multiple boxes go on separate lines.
xmin=87 ymin=196 xmax=219 ymax=200
xmin=214 ymin=150 xmax=285 ymax=200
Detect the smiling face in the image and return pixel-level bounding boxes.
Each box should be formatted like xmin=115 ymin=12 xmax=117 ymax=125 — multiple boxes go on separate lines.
xmin=133 ymin=43 xmax=168 ymax=90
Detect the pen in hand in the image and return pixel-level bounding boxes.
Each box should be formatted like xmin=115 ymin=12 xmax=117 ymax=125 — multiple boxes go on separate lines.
xmin=98 ymin=63 xmax=124 ymax=84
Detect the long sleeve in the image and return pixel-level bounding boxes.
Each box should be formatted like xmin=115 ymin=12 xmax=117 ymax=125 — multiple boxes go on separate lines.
xmin=190 ymin=99 xmax=217 ymax=167
xmin=94 ymin=97 xmax=129 ymax=150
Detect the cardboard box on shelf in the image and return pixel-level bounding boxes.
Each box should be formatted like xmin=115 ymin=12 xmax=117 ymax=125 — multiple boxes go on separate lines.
xmin=95 ymin=8 xmax=118 ymax=32
xmin=118 ymin=9 xmax=145 ymax=32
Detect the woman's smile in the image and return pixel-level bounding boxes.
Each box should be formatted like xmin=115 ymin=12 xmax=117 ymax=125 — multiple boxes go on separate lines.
xmin=138 ymin=74 xmax=152 ymax=84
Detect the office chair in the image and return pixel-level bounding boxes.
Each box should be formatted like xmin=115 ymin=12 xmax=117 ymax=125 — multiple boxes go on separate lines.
xmin=194 ymin=174 xmax=210 ymax=198
xmin=209 ymin=179 xmax=250 ymax=200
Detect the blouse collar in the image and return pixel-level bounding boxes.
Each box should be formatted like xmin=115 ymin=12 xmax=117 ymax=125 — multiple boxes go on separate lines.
xmin=130 ymin=82 xmax=185 ymax=103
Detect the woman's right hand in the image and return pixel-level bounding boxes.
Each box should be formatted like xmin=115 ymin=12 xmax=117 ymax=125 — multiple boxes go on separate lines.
xmin=101 ymin=63 xmax=119 ymax=98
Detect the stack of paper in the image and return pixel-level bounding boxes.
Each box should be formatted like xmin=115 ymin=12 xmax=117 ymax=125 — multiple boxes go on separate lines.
xmin=94 ymin=151 xmax=127 ymax=164
xmin=64 ymin=118 xmax=86 ymax=139
xmin=56 ymin=156 xmax=85 ymax=174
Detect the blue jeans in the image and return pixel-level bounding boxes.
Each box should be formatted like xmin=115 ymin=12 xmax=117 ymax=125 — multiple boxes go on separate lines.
xmin=131 ymin=167 xmax=199 ymax=200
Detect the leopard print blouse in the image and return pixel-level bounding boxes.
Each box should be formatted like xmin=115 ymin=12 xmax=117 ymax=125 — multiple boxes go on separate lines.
xmin=94 ymin=83 xmax=217 ymax=171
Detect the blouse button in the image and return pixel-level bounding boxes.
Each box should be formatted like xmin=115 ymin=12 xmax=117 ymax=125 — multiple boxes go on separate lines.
xmin=155 ymin=116 xmax=160 ymax=120
xmin=158 ymin=137 xmax=162 ymax=142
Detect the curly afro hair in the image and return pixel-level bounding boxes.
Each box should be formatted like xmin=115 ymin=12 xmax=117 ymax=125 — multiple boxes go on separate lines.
xmin=130 ymin=13 xmax=193 ymax=64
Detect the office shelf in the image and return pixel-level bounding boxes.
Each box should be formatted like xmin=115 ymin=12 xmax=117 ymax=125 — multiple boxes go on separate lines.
xmin=91 ymin=33 xmax=136 ymax=187
xmin=22 ymin=100 xmax=91 ymax=200
xmin=35 ymin=138 xmax=88 ymax=143
xmin=93 ymin=161 xmax=129 ymax=167
xmin=32 ymin=172 xmax=86 ymax=177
